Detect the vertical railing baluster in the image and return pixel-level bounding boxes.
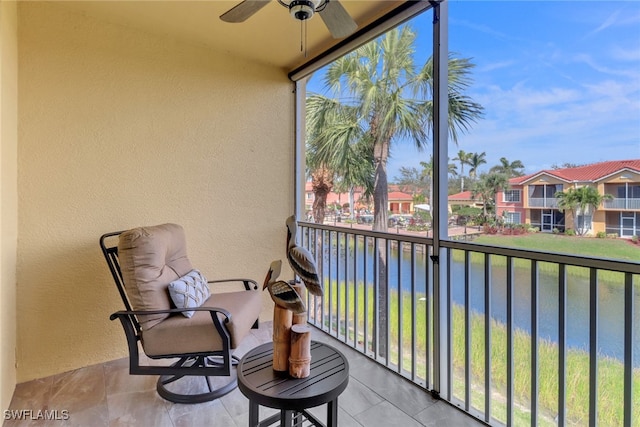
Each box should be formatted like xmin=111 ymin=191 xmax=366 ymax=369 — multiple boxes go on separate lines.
xmin=398 ymin=241 xmax=403 ymax=374
xmin=320 ymin=229 xmax=326 ymax=332
xmin=385 ymin=238 xmax=391 ymax=367
xmin=531 ymin=259 xmax=539 ymax=427
xmin=446 ymin=248 xmax=453 ymax=401
xmin=589 ymin=268 xmax=598 ymax=427
xmin=484 ymin=253 xmax=492 ymax=423
xmin=507 ymin=256 xmax=514 ymax=426
xmin=464 ymin=250 xmax=471 ymax=411
xmin=328 ymin=230 xmax=334 ymax=335
xmin=426 ymin=243 xmax=432 ymax=389
xmin=623 ymin=272 xmax=634 ymax=427
xmin=373 ymin=237 xmax=379 ymax=360
xmin=345 ymin=233 xmax=350 ymax=345
xmin=411 ymin=243 xmax=417 ymax=383
xmin=353 ymin=233 xmax=359 ymax=350
xmin=336 ymin=231 xmax=342 ymax=339
xmin=364 ymin=235 xmax=369 ymax=356
xmin=558 ymin=264 xmax=567 ymax=426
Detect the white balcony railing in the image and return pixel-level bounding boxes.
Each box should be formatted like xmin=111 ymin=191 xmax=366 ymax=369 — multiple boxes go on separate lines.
xmin=299 ymin=222 xmax=639 ymax=427
xmin=528 ymin=197 xmax=559 ymax=208
xmin=604 ymin=198 xmax=640 ymax=210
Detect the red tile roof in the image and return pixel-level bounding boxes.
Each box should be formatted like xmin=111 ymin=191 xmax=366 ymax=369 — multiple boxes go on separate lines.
xmin=517 ymin=159 xmax=640 ymax=184
xmin=387 ymin=191 xmax=413 ymax=201
xmin=448 ymin=191 xmax=475 ymax=201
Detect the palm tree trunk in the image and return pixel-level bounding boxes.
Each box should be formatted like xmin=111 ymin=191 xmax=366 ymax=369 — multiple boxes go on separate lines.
xmin=311 ymin=166 xmax=333 ymax=224
xmin=349 ymin=187 xmax=355 ymax=220
xmin=372 ymin=138 xmax=390 ymax=358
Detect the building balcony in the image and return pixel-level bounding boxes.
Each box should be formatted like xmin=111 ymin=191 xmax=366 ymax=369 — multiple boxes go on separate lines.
xmin=527 ymin=197 xmax=559 ymax=208
xmin=603 ymin=198 xmax=640 ymax=211
xmin=5 ymin=223 xmax=638 ymax=427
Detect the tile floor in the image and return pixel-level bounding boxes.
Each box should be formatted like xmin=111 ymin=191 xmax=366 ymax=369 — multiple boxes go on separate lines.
xmin=4 ymin=322 xmax=486 ymax=427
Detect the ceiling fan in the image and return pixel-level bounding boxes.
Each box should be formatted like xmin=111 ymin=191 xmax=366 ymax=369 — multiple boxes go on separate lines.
xmin=220 ymin=0 xmax=358 ymax=39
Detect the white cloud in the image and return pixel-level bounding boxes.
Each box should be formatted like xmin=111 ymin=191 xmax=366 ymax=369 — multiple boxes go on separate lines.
xmin=610 ymin=45 xmax=640 ymax=62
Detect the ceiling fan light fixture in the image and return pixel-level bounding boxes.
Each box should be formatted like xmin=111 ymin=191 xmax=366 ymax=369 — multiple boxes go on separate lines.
xmin=278 ymin=0 xmax=327 ymax=21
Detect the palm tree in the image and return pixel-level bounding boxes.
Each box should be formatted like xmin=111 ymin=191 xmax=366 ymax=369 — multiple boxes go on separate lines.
xmin=468 ymin=152 xmax=487 ymax=182
xmin=307 ymin=25 xmax=483 ymax=358
xmin=308 ymin=166 xmax=334 ymax=224
xmin=309 ymin=25 xmax=483 ymax=233
xmin=453 ymin=150 xmax=472 ymax=192
xmin=555 ymin=186 xmax=613 ymax=236
xmin=490 ymin=157 xmax=525 ymax=178
xmin=471 ymin=172 xmax=509 ymax=217
xmin=306 ymin=95 xmax=373 ymax=223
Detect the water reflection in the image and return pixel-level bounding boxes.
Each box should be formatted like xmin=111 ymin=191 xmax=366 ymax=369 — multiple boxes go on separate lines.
xmin=319 ymin=236 xmax=640 ymax=366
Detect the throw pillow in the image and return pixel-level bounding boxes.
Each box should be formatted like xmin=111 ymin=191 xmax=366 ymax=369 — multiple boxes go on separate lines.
xmin=168 ymin=269 xmax=211 ymax=318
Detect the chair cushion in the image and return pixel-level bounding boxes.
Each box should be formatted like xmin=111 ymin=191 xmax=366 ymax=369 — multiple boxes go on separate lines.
xmin=168 ymin=269 xmax=211 ymax=318
xmin=118 ymin=224 xmax=193 ymax=329
xmin=141 ymin=289 xmax=263 ymax=357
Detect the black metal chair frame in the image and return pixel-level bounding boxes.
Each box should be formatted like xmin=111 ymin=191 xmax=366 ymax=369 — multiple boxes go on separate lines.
xmin=100 ymin=230 xmax=259 ymax=404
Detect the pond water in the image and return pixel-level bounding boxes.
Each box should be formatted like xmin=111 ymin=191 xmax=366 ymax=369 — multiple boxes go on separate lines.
xmin=320 ymin=238 xmax=640 ymax=367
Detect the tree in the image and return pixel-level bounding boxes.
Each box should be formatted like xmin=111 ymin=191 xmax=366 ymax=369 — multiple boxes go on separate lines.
xmin=453 ymin=150 xmax=472 ymax=192
xmin=306 ymin=95 xmax=373 ymax=223
xmin=309 ymin=166 xmax=334 ymax=224
xmin=555 ymin=186 xmax=613 ymax=236
xmin=471 ymin=172 xmax=509 ymax=217
xmin=309 ymin=25 xmax=483 ymax=233
xmin=468 ymin=152 xmax=487 ymax=182
xmin=307 ymin=25 xmax=483 ymax=358
xmin=551 ymin=162 xmax=585 ymax=170
xmin=394 ymin=166 xmax=428 ymax=197
xmin=490 ymin=157 xmax=525 ymax=177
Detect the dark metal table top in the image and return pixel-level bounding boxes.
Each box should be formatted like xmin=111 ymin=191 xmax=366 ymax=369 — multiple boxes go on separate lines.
xmin=237 ymin=341 xmax=349 ymax=411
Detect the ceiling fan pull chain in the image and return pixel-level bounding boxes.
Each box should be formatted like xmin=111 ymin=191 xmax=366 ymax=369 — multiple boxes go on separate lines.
xmin=300 ymin=18 xmax=308 ymax=57
xmin=304 ymin=19 xmax=308 ymax=57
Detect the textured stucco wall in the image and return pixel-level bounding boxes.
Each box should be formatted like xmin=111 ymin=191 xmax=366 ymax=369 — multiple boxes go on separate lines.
xmin=17 ymin=2 xmax=293 ymax=382
xmin=1 ymin=0 xmax=18 ymax=411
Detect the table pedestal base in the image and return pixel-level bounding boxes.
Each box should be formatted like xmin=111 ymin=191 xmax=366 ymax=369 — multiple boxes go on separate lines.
xmin=248 ymin=399 xmax=338 ymax=427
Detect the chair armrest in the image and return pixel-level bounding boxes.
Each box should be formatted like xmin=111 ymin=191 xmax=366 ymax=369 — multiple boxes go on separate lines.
xmin=109 ymin=306 xmax=232 ymax=322
xmin=207 ymin=278 xmax=258 ymax=291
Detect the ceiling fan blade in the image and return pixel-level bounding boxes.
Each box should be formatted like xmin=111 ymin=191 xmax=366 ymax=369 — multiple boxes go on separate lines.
xmin=318 ymin=0 xmax=357 ymax=39
xmin=220 ymin=0 xmax=272 ymax=23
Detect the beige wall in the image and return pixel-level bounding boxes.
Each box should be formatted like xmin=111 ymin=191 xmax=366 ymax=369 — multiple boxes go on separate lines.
xmin=1 ymin=0 xmax=18 ymax=412
xmin=16 ymin=2 xmax=293 ymax=383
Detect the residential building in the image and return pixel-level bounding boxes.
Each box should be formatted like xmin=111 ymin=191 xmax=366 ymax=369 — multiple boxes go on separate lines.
xmin=494 ymin=159 xmax=640 ymax=236
xmin=304 ymin=182 xmax=415 ymax=216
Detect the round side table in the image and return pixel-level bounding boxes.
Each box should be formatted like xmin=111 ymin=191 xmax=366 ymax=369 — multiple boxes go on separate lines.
xmin=237 ymin=341 xmax=349 ymax=427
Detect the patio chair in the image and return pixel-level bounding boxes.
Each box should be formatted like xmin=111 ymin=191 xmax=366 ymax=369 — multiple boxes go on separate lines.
xmin=100 ymin=223 xmax=262 ymax=404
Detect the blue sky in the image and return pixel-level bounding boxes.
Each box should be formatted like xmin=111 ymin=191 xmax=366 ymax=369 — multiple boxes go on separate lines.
xmin=308 ymin=1 xmax=640 ymax=180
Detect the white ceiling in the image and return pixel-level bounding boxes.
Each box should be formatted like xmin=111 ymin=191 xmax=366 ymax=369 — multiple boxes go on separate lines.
xmin=55 ymin=1 xmax=405 ymax=72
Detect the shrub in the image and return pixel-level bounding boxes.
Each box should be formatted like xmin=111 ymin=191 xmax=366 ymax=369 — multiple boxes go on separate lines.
xmin=607 ymin=233 xmax=618 ymax=239
xmin=596 ymin=231 xmax=607 ymax=239
xmin=483 ymin=224 xmax=499 ymax=235
xmin=565 ymin=229 xmax=575 ymax=236
xmin=552 ymin=227 xmax=560 ymax=234
xmin=632 ymin=235 xmax=639 ymax=244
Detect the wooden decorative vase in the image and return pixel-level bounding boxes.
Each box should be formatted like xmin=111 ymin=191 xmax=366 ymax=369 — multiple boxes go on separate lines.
xmin=272 ymin=304 xmax=292 ymax=373
xmin=289 ymin=324 xmax=312 ymax=378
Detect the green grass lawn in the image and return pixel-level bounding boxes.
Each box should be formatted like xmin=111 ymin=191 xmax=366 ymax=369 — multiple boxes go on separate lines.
xmin=473 ymin=233 xmax=640 ymax=262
